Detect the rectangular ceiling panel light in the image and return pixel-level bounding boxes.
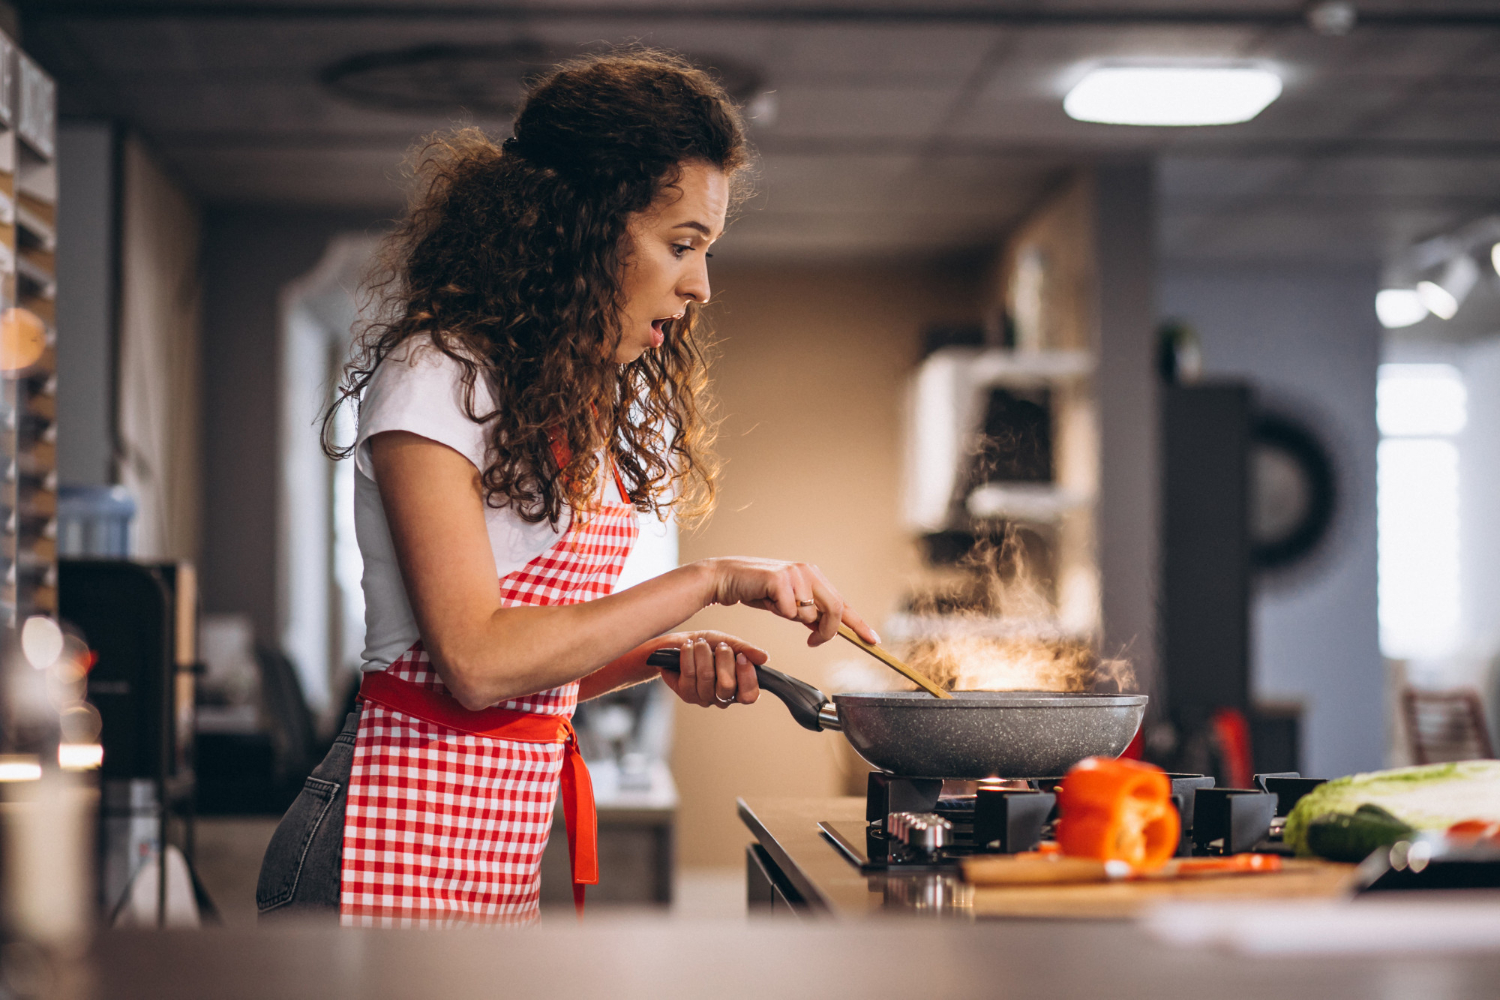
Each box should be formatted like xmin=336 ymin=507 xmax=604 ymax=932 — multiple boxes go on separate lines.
xmin=1064 ymin=66 xmax=1282 ymax=126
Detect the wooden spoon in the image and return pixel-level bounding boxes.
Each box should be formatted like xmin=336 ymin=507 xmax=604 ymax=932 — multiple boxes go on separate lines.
xmin=836 ymin=624 xmax=952 ymax=699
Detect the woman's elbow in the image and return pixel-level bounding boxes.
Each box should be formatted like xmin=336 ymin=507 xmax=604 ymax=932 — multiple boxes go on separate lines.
xmin=449 ymin=682 xmax=497 ymax=713
xmin=431 ymin=652 xmax=502 ymax=711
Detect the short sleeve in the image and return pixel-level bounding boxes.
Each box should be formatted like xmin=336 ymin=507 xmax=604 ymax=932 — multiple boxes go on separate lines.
xmin=354 ymin=345 xmax=494 ymax=480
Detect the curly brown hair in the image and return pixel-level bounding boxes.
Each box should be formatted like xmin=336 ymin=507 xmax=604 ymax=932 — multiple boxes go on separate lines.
xmin=325 ymin=50 xmax=751 ymax=527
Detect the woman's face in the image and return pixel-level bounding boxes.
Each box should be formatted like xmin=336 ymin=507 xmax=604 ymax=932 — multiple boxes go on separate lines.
xmin=615 ymin=161 xmax=729 ymax=364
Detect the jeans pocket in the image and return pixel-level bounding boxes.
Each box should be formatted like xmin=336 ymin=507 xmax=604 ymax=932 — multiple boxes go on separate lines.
xmin=256 ymin=775 xmax=342 ymax=914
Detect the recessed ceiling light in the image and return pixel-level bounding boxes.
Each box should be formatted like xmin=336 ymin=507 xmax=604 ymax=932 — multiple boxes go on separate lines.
xmin=1375 ymin=289 xmax=1428 ymax=329
xmin=1063 ymin=66 xmax=1283 ymax=126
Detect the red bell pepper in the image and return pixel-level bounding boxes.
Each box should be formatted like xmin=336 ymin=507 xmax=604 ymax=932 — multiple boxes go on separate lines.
xmin=1055 ymin=756 xmax=1180 ymax=872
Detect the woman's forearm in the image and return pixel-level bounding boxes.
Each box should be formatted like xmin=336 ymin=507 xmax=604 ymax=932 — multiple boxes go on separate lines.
xmin=429 ymin=560 xmax=715 ymax=709
xmin=576 ymin=641 xmax=661 ymax=701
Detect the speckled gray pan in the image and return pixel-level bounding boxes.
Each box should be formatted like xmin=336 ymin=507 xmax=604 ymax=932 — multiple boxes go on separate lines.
xmin=641 ymin=648 xmax=1146 ymax=779
xmin=832 ymin=690 xmax=1148 ymax=779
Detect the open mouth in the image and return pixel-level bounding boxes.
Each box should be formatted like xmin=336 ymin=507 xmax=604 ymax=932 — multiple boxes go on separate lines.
xmin=650 ymin=312 xmax=683 ymax=347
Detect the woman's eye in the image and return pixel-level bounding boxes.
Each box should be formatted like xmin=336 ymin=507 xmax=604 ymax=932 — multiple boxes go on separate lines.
xmin=671 ymin=243 xmax=693 ymax=258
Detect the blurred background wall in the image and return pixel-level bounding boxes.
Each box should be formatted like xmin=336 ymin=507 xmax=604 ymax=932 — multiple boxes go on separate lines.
xmin=1159 ymin=264 xmax=1382 ymax=777
xmin=55 ymin=122 xmax=115 ymax=488
xmin=117 ymin=137 xmax=203 ymax=563
xmin=197 ymin=208 xmax=386 ymax=646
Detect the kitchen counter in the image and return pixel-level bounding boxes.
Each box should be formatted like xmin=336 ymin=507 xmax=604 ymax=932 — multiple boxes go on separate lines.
xmin=738 ymin=795 xmax=1357 ymax=919
xmin=87 ymin=911 xmax=1500 ymax=1000
xmin=73 ymin=798 xmax=1500 ymax=999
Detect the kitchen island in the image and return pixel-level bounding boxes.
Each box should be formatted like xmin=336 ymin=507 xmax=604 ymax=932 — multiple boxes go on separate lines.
xmin=740 ymin=795 xmax=1357 ymax=919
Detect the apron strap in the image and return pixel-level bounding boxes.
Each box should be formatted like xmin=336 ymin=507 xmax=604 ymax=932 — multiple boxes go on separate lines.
xmin=549 ymin=424 xmax=633 ymax=507
xmin=359 ymin=670 xmax=599 ymax=916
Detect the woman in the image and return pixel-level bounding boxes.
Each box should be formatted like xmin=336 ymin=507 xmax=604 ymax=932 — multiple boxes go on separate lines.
xmin=256 ymin=51 xmax=877 ymax=927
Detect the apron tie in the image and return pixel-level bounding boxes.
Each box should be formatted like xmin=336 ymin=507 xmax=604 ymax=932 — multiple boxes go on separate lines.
xmin=359 ymin=670 xmax=599 ymax=916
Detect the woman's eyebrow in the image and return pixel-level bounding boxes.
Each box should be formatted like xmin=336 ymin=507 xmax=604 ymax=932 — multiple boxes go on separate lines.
xmin=672 ymin=221 xmax=713 ymax=238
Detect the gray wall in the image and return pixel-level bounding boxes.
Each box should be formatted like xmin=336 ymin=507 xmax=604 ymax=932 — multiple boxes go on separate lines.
xmin=55 ymin=121 xmax=117 ymax=486
xmin=1158 ymin=264 xmax=1383 ymax=778
xmin=198 ymin=207 xmax=387 ymax=641
xmin=1095 ymin=164 xmax=1161 ymax=693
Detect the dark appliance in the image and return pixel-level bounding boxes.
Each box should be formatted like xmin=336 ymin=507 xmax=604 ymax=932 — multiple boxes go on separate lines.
xmin=1158 ymin=383 xmax=1302 ymax=780
xmin=58 ymin=559 xmax=198 ymax=918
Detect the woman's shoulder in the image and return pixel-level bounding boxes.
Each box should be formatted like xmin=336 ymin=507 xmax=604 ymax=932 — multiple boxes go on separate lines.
xmin=367 ymin=339 xmax=492 ymax=407
xmin=356 ymin=337 xmax=495 ymax=476
xmin=372 ymin=337 xmax=470 ymax=383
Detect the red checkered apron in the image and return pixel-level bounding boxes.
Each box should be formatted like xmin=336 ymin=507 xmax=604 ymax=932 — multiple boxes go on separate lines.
xmin=340 ymin=460 xmax=638 ymax=927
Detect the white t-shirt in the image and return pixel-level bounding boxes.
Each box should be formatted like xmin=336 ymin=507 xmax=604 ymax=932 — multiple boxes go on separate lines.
xmin=353 ymin=345 xmax=623 ymax=670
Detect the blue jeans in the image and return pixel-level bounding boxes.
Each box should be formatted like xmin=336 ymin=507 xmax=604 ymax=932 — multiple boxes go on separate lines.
xmin=256 ymin=708 xmax=358 ymax=920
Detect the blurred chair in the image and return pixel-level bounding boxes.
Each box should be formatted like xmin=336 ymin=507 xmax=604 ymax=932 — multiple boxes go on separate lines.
xmin=1402 ymin=688 xmax=1494 ymax=764
xmin=195 ymin=645 xmax=321 ymax=815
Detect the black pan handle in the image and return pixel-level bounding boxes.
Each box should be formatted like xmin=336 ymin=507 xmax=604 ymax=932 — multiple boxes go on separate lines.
xmin=645 ymin=647 xmax=833 ymax=733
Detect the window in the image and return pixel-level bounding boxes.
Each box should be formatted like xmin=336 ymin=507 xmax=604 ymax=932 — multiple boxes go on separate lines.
xmin=1377 ymin=363 xmax=1466 ymax=660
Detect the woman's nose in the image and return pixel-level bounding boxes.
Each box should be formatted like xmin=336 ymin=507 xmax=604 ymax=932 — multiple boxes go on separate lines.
xmin=679 ymin=258 xmax=711 ymax=306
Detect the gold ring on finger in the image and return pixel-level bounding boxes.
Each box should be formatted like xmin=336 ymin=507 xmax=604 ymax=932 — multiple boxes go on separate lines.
xmin=797 ymin=599 xmax=816 ymax=608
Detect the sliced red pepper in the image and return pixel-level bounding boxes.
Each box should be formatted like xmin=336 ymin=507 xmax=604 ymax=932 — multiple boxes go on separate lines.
xmin=1055 ymin=756 xmax=1180 ymax=873
xmin=1173 ymin=853 xmax=1282 ymax=875
xmin=1447 ymin=819 xmax=1500 ymax=844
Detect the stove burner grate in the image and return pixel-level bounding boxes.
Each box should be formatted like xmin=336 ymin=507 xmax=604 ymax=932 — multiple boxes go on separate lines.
xmin=821 ymin=770 xmax=1308 ymax=874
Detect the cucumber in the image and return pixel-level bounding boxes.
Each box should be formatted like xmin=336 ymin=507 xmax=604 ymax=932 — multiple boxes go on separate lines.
xmin=1304 ymin=804 xmax=1416 ymax=863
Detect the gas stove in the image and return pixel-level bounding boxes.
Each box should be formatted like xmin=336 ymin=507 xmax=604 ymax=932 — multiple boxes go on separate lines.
xmin=819 ymin=771 xmax=1323 ymax=874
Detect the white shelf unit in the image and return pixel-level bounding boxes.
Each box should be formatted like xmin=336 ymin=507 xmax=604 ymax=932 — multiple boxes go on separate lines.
xmin=900 ymin=174 xmax=1103 ymax=642
xmin=903 ymin=346 xmax=1094 ymax=533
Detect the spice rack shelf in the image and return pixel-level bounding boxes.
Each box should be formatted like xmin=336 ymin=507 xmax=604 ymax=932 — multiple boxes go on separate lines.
xmin=0 ymin=37 xmax=58 ymax=624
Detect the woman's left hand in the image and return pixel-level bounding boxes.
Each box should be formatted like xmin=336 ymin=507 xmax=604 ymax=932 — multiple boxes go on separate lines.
xmin=655 ymin=631 xmax=765 ymax=709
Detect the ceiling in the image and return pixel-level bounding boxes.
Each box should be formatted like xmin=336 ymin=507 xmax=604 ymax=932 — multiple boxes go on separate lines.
xmin=16 ymin=1 xmax=1500 ymax=265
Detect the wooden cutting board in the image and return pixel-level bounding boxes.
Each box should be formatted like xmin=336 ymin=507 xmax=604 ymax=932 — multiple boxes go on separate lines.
xmin=968 ymin=859 xmax=1358 ymax=920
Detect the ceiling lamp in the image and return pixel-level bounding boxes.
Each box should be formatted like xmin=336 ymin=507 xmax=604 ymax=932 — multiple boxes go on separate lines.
xmin=1375 ymin=289 xmax=1428 ymax=329
xmin=1491 ymin=242 xmax=1500 ymax=276
xmin=1416 ymin=255 xmax=1480 ymax=321
xmin=1064 ymin=66 xmax=1282 ymax=126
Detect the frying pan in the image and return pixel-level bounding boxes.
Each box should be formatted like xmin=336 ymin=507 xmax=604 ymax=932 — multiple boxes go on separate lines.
xmin=646 ymin=649 xmax=1147 ymax=779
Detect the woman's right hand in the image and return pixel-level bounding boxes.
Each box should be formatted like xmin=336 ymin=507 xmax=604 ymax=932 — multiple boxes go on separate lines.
xmin=696 ymin=557 xmax=880 ymax=647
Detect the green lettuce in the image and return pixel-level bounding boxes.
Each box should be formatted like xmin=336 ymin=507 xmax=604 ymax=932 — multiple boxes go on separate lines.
xmin=1284 ymin=760 xmax=1500 ymax=857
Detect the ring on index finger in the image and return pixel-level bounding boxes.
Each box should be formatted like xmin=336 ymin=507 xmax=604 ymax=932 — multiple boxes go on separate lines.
xmin=796 ymin=599 xmax=816 ymax=608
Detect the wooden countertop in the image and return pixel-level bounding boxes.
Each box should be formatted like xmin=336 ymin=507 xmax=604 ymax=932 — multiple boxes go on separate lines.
xmin=738 ymin=795 xmax=1358 ymax=920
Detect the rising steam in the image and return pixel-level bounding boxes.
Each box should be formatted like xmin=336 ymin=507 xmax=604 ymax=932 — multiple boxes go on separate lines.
xmin=833 ymin=528 xmax=1134 ymax=694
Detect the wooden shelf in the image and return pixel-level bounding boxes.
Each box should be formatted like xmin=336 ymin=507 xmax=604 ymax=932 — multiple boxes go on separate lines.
xmin=968 ymin=348 xmax=1095 ymax=387
xmin=16 ymin=253 xmax=53 ymax=300
xmin=1 ymin=41 xmax=57 ymax=625
xmin=966 ymin=482 xmax=1092 ymax=523
xmin=14 ymin=198 xmax=53 ymax=252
